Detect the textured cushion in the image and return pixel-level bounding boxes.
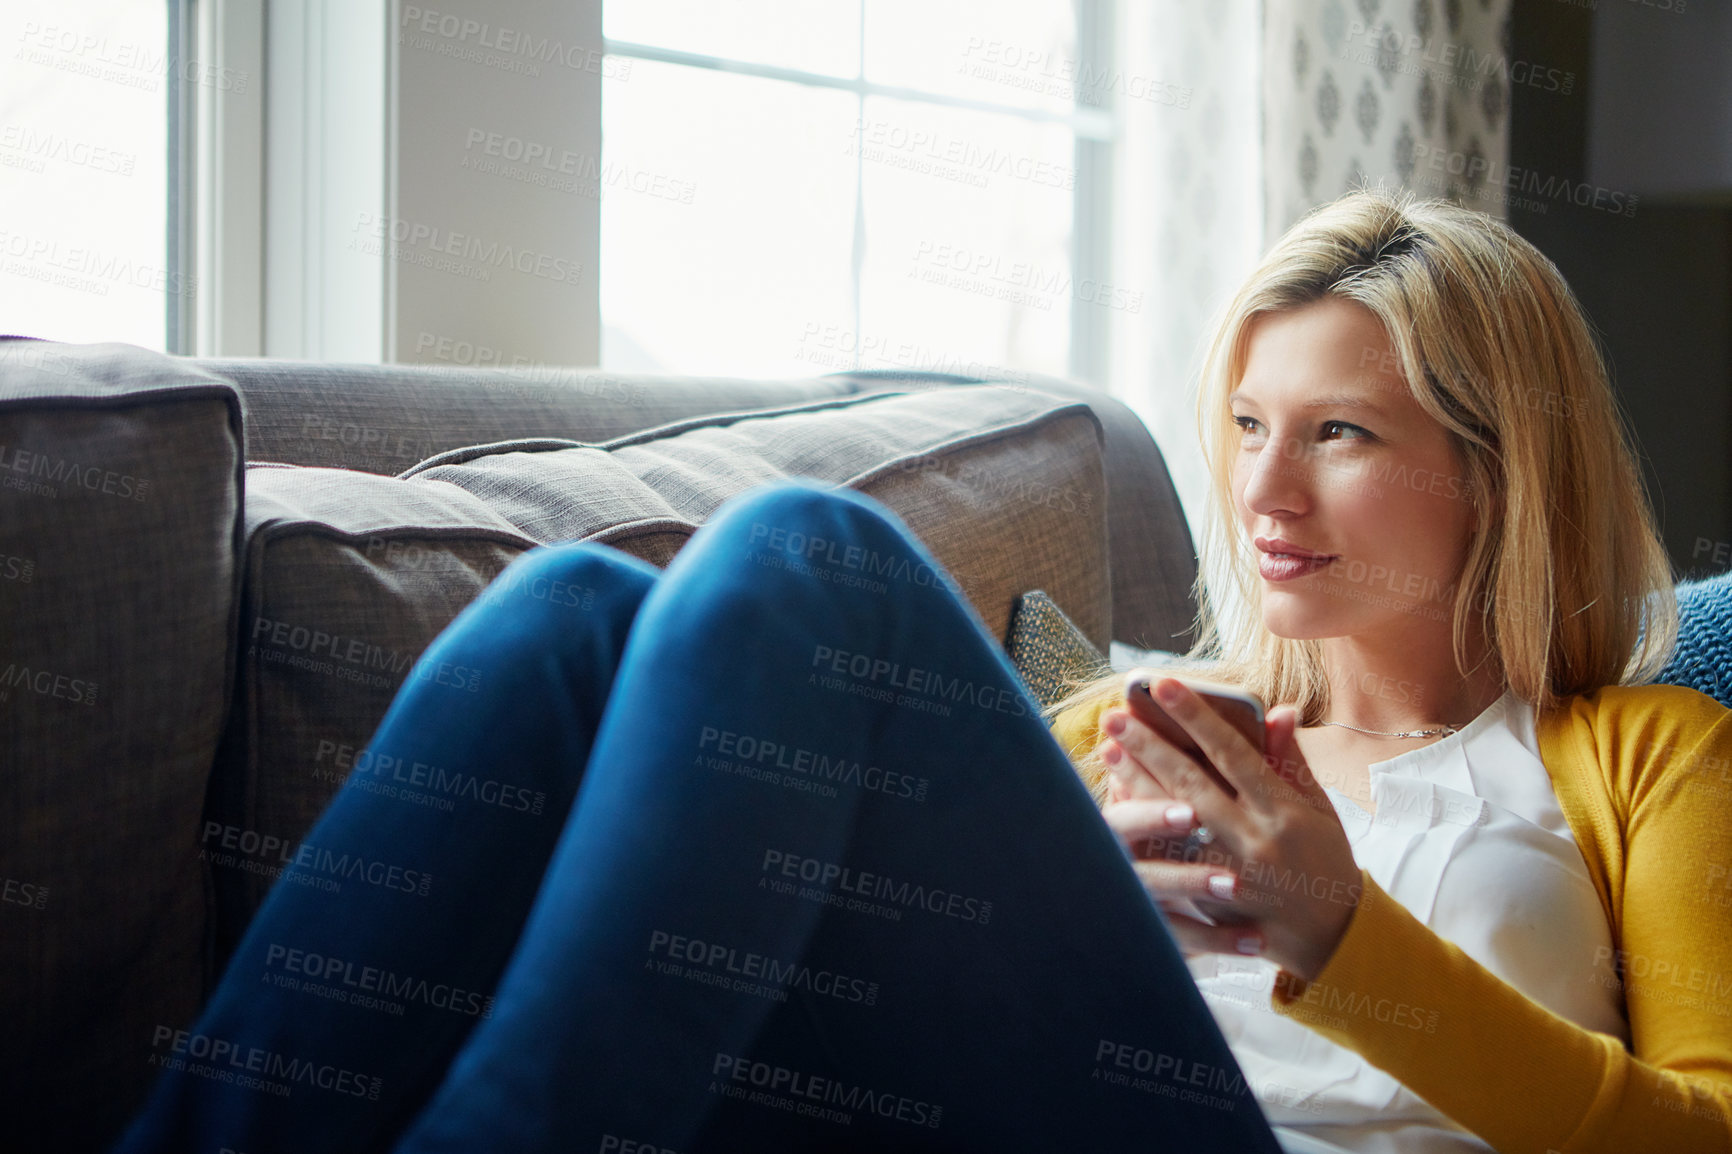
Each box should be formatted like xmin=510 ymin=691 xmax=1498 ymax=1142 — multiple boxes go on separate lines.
xmin=406 ymin=388 xmax=1109 ymax=645
xmin=1006 ymin=590 xmax=1110 ymax=710
xmin=207 ymin=467 xmax=538 ymax=962
xmin=1657 ymin=574 xmax=1732 ymax=710
xmin=0 ymin=339 xmax=242 ymax=1151
xmin=209 ymin=386 xmax=1110 ymax=964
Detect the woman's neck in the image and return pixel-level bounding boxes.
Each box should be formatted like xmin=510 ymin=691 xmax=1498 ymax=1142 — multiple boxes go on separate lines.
xmin=1311 ymin=630 xmax=1506 ymax=733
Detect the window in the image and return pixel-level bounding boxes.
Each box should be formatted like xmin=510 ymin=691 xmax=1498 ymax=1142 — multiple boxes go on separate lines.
xmin=0 ymin=0 xmax=177 ymax=349
xmin=599 ymin=0 xmax=1115 ymax=383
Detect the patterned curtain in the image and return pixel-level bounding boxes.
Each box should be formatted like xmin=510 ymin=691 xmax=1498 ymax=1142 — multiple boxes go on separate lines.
xmin=1116 ymin=0 xmax=1517 ymax=542
xmin=1113 ymin=0 xmax=1264 ymax=537
xmin=1262 ymin=0 xmax=1516 ymax=238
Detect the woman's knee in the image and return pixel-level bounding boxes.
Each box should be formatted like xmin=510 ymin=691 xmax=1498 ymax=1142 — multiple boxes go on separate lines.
xmin=455 ymin=542 xmax=658 ymax=646
xmin=708 ymin=480 xmax=912 ymax=561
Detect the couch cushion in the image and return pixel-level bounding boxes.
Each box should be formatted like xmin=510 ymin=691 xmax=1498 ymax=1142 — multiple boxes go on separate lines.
xmin=201 ymin=357 xmax=854 ymax=474
xmin=0 ymin=339 xmax=242 ymax=1152
xmin=833 ymin=368 xmax=1201 ymax=652
xmin=405 ymin=388 xmax=1109 ymax=646
xmin=211 ymin=386 xmax=1109 ymax=963
xmin=207 ymin=468 xmax=538 ymax=962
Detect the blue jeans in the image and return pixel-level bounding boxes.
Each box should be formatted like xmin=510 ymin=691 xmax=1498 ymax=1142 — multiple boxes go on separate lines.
xmin=117 ymin=480 xmax=1280 ymax=1154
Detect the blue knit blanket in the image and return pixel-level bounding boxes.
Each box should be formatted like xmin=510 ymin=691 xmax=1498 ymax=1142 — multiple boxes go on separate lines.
xmin=1656 ymin=575 xmax=1732 ymax=709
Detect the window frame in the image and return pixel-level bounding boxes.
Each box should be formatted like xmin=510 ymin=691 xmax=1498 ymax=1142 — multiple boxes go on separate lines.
xmin=601 ymin=0 xmax=1118 ymax=385
xmin=177 ymin=0 xmax=1130 ymax=374
xmin=166 ymin=0 xmax=266 ymax=357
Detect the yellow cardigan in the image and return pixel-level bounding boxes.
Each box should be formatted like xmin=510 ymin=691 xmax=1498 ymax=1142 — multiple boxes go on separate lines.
xmin=1049 ymin=683 xmax=1732 ymax=1153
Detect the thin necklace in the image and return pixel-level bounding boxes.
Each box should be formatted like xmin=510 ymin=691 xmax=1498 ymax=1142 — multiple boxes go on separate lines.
xmin=1318 ymin=720 xmax=1460 ymax=739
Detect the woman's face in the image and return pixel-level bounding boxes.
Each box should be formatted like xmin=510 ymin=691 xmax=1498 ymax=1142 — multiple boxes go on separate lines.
xmin=1229 ymin=297 xmax=1476 ymax=642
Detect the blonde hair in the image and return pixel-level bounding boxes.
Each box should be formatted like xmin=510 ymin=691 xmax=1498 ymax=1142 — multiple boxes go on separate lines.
xmin=1053 ymin=188 xmax=1676 ymax=761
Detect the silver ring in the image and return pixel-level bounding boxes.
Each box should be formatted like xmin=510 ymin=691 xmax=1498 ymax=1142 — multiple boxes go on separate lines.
xmin=1183 ymin=824 xmax=1215 ymax=855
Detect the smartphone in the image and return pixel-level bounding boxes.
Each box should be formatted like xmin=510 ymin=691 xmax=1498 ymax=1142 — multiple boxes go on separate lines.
xmin=1122 ymin=671 xmax=1266 ymax=930
xmin=1122 ymin=670 xmax=1266 ymax=801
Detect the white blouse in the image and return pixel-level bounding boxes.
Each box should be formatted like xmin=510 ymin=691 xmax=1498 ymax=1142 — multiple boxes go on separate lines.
xmin=1184 ymin=691 xmax=1629 ymax=1154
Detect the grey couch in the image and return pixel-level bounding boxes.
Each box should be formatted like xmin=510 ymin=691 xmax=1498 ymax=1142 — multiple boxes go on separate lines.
xmin=0 ymin=337 xmax=1198 ymax=1150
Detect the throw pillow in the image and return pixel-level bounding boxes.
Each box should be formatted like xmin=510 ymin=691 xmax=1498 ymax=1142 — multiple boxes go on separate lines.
xmin=1006 ymin=590 xmax=1111 ymax=710
xmin=1658 ymin=573 xmax=1732 ymax=710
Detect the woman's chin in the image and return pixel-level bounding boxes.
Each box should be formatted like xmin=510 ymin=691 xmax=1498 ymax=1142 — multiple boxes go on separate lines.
xmin=1259 ymin=603 xmax=1344 ymax=640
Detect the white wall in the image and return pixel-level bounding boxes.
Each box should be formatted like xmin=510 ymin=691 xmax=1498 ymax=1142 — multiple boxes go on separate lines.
xmin=255 ymin=0 xmax=602 ymax=365
xmin=391 ymin=0 xmax=602 ymax=365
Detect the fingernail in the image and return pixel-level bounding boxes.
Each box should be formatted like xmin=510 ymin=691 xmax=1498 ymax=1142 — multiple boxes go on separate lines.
xmin=1103 ymin=742 xmax=1123 ymax=766
xmin=1164 ymin=803 xmax=1194 ymax=827
xmin=1155 ymin=678 xmax=1184 ymax=706
xmin=1208 ymin=875 xmax=1236 ymax=901
xmin=1104 ymin=712 xmax=1126 ymax=737
xmin=1236 ymin=936 xmax=1261 ymax=956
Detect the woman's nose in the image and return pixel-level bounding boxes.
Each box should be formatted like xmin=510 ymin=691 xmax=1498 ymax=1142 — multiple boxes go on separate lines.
xmin=1239 ymin=433 xmax=1312 ymax=516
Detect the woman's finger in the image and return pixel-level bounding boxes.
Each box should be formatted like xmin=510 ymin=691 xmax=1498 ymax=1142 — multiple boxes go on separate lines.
xmin=1131 ymin=859 xmax=1244 ymax=907
xmin=1254 ymin=705 xmax=1336 ymax=817
xmin=1103 ymin=743 xmax=1192 ymax=806
xmin=1102 ymin=708 xmax=1199 ymax=799
xmin=1145 ymin=678 xmax=1270 ymax=808
xmin=1101 ymin=738 xmax=1167 ymax=802
xmin=1150 ymin=907 xmax=1265 ymax=959
xmin=1129 ymin=859 xmax=1266 ymax=956
xmin=1107 ymin=706 xmax=1244 ymax=844
xmin=1101 ymin=724 xmax=1167 ymax=802
xmin=1103 ymin=798 xmax=1200 ymax=844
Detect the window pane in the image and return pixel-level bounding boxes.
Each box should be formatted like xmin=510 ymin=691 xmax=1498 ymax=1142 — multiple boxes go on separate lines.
xmin=854 ymin=95 xmax=1074 ymax=379
xmin=0 ymin=0 xmax=170 ymax=348
xmin=601 ymin=60 xmax=857 ymax=377
xmin=864 ymin=0 xmax=1078 ymax=115
xmin=605 ymin=0 xmax=861 ymax=80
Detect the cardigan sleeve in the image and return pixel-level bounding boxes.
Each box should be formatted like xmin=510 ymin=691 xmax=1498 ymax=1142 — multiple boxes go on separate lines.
xmin=1266 ymin=686 xmax=1732 ymax=1154
xmin=1048 ymin=694 xmax=1115 ymax=802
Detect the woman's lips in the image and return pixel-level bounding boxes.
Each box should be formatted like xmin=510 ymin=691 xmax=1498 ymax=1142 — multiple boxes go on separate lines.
xmin=1258 ymin=552 xmax=1337 ymax=582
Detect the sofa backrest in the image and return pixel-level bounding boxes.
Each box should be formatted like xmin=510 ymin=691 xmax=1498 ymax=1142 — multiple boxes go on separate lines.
xmin=201 ymin=358 xmax=1200 ymax=651
xmin=200 ymin=357 xmax=855 ymax=474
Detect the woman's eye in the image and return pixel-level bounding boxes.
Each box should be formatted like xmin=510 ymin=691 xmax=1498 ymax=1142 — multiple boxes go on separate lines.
xmin=1319 ymin=420 xmax=1369 ymax=441
xmin=1233 ymin=415 xmax=1371 ymax=445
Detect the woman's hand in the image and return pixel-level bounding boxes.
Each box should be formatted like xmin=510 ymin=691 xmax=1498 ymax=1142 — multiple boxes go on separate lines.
xmin=1098 ymin=678 xmax=1362 ymax=983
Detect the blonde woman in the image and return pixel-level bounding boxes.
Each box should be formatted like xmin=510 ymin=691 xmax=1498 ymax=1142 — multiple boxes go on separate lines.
xmin=1051 ymin=189 xmax=1732 ymax=1152
xmin=119 ymin=188 xmax=1725 ymax=1154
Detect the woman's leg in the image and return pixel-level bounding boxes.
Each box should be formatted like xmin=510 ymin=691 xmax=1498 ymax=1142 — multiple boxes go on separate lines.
xmin=395 ymin=480 xmax=1282 ymax=1154
xmin=115 ymin=544 xmax=662 ymax=1154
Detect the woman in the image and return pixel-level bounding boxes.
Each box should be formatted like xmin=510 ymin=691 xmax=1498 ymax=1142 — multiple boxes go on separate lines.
xmin=1051 ymin=189 xmax=1732 ymax=1151
xmin=117 ymin=191 xmax=1730 ymax=1154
